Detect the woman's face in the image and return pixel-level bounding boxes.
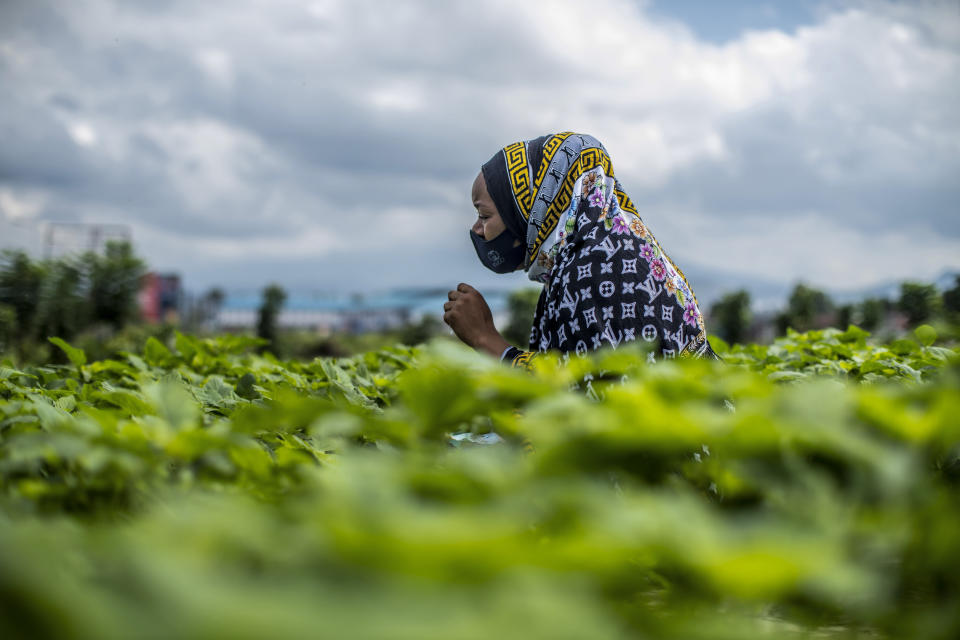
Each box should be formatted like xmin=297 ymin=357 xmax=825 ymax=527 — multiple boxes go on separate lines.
xmin=471 ymin=172 xmax=507 ymax=241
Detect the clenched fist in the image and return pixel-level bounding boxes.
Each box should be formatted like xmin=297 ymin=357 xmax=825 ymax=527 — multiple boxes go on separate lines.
xmin=442 ymin=283 xmax=509 ymax=357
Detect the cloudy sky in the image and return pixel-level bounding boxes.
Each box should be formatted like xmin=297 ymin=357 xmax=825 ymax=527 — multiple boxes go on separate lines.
xmin=1 ymin=0 xmax=958 ymax=304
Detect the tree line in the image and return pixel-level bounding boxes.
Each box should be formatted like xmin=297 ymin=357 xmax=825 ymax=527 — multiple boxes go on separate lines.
xmin=4 ymin=242 xmax=957 ymax=359
xmin=709 ymin=278 xmax=960 ymax=345
xmin=0 ymin=243 xmax=146 ymax=357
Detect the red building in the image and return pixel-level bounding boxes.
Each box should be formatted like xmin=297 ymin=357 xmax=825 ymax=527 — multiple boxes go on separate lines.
xmin=139 ymin=273 xmax=182 ymax=323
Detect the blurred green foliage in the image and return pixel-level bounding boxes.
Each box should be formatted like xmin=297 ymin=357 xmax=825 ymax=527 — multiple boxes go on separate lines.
xmin=0 ymin=243 xmax=146 ymax=361
xmin=719 ymin=324 xmax=954 ymax=383
xmin=776 ymin=283 xmax=834 ymax=334
xmin=84 ymin=242 xmax=147 ymax=330
xmin=502 ymin=287 xmax=542 ymax=348
xmin=261 ymin=315 xmax=448 ymax=361
xmin=0 ymin=304 xmax=15 ymax=351
xmin=898 ymin=281 xmax=942 ymax=327
xmin=944 ymin=276 xmax=960 ymax=316
xmin=1 ymin=327 xmax=959 ymax=639
xmin=255 ymin=283 xmax=287 ymax=354
xmin=857 ymin=296 xmax=891 ymax=331
xmin=0 ymin=250 xmax=43 ymax=341
xmin=709 ymin=289 xmax=752 ymax=345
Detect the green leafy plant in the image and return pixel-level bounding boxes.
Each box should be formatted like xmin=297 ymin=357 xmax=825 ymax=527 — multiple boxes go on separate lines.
xmin=1 ymin=328 xmax=958 ymax=639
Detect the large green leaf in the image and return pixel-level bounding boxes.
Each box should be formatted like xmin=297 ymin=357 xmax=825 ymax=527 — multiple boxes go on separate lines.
xmin=48 ymin=337 xmax=87 ymax=368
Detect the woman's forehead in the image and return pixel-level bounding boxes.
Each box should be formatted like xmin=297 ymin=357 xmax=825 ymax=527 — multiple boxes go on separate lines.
xmin=471 ymin=172 xmax=488 ymax=203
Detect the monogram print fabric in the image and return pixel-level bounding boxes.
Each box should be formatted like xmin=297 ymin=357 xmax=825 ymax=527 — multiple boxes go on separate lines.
xmin=486 ymin=133 xmax=716 ymax=367
xmin=526 ymin=166 xmax=713 ymax=363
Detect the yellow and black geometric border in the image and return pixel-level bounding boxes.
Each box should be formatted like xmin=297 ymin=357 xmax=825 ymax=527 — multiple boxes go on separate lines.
xmin=530 ymin=145 xmax=614 ymax=258
xmin=504 ymin=141 xmax=532 ymax=217
xmin=533 ymin=131 xmax=575 ymax=192
xmin=510 ymin=350 xmax=535 ymax=371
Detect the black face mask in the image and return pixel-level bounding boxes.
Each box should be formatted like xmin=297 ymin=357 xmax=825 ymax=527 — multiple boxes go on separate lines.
xmin=470 ymin=229 xmax=525 ymax=274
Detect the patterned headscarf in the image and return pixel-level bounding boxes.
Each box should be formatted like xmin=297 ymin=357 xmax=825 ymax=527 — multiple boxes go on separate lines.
xmin=482 ymin=132 xmax=715 ymax=359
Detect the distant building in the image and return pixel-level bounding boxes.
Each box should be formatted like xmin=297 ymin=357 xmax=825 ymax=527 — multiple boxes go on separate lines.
xmin=140 ymin=273 xmax=182 ymax=323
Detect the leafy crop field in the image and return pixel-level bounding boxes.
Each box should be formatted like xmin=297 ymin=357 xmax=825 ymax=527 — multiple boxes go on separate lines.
xmin=1 ymin=328 xmax=958 ymax=639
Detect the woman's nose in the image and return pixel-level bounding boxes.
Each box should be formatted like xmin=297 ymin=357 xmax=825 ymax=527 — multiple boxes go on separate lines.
xmin=471 ymin=219 xmax=483 ymax=235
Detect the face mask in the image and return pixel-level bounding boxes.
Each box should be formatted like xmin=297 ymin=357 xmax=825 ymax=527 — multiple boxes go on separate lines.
xmin=470 ymin=229 xmax=525 ymax=274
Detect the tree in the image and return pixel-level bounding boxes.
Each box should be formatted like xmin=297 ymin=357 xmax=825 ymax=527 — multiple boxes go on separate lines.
xmin=0 ymin=250 xmax=44 ymax=340
xmin=943 ymin=276 xmax=960 ymax=315
xmin=898 ymin=282 xmax=940 ymax=326
xmin=502 ymin=288 xmax=542 ymax=348
xmin=257 ymin=284 xmax=287 ymax=354
xmin=0 ymin=304 xmax=15 ymax=352
xmin=858 ymin=297 xmax=888 ymax=331
xmin=397 ymin=314 xmax=442 ymax=346
xmin=0 ymin=244 xmax=150 ymax=356
xmin=776 ymin=284 xmax=834 ymax=334
xmin=835 ymin=304 xmax=854 ymax=329
xmin=35 ymin=258 xmax=88 ymax=341
xmin=709 ymin=290 xmax=752 ymax=345
xmin=86 ymin=241 xmax=147 ymax=330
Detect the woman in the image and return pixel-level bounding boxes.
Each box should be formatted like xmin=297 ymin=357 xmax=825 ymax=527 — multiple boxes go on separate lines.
xmin=443 ymin=132 xmax=716 ymax=368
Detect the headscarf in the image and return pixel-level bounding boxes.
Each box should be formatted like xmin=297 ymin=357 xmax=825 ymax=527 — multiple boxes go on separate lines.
xmin=482 ymin=132 xmax=714 ymax=359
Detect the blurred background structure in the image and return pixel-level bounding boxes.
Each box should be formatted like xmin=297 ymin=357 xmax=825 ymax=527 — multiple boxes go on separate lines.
xmin=42 ymin=222 xmax=131 ymax=259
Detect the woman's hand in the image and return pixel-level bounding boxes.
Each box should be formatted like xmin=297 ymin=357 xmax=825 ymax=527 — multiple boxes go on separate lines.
xmin=443 ymin=283 xmax=509 ymax=357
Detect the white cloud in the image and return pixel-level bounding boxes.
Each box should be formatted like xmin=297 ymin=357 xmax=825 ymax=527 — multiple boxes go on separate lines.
xmin=66 ymin=121 xmax=97 ymax=147
xmin=0 ymin=0 xmax=957 ymax=297
xmin=367 ymin=82 xmax=424 ymax=112
xmin=0 ymin=187 xmax=45 ymax=221
xmin=195 ymin=48 xmax=234 ymax=88
xmin=136 ymin=118 xmax=275 ymax=217
xmin=654 ymin=207 xmax=960 ymax=288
